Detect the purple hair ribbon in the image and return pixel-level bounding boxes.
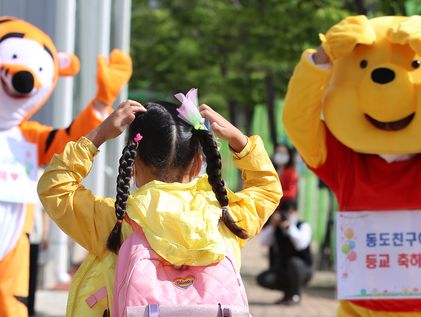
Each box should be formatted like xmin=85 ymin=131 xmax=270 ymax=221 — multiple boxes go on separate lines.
xmin=174 ymin=88 xmax=207 ymax=130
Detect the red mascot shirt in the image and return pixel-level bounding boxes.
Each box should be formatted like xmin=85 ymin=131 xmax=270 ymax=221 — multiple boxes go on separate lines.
xmin=312 ymin=126 xmax=421 ymax=312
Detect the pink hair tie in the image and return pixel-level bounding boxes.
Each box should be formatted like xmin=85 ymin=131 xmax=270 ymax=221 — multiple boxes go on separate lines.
xmin=117 ymin=218 xmax=123 ymax=224
xmin=134 ymin=133 xmax=143 ymax=143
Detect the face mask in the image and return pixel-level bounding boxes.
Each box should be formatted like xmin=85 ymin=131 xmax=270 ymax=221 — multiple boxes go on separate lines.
xmin=273 ymin=153 xmax=289 ymax=166
xmin=289 ymin=215 xmax=298 ymax=225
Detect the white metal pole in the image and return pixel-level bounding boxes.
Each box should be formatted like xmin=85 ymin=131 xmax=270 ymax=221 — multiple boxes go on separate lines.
xmin=105 ymin=0 xmax=132 ymax=197
xmin=78 ymin=0 xmax=112 ymax=197
xmin=52 ymin=0 xmax=76 ymax=126
xmin=48 ymin=0 xmax=77 ymax=286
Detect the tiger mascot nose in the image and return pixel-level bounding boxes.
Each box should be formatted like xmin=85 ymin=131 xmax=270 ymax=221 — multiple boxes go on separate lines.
xmin=12 ymin=70 xmax=34 ymax=94
xmin=1 ymin=64 xmax=41 ymax=96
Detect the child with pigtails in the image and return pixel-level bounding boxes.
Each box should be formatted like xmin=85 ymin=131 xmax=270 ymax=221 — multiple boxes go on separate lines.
xmin=37 ymin=89 xmax=282 ymax=317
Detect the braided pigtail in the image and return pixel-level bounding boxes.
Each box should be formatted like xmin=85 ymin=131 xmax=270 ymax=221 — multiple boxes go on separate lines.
xmin=195 ymin=130 xmax=249 ymax=239
xmin=107 ymin=138 xmax=139 ymax=254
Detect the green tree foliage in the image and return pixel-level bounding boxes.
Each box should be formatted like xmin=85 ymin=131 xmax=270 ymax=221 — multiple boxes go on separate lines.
xmin=130 ymin=0 xmax=418 ymax=146
xmin=130 ymin=0 xmax=349 ymax=146
xmin=345 ymin=0 xmax=421 ymax=15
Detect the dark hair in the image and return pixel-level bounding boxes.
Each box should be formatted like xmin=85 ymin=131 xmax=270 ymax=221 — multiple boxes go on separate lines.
xmin=107 ymin=101 xmax=249 ymax=254
xmin=278 ymin=198 xmax=297 ymax=212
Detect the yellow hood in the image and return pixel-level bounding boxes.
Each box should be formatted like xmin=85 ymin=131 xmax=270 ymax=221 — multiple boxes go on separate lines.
xmin=126 ymin=174 xmax=228 ymax=267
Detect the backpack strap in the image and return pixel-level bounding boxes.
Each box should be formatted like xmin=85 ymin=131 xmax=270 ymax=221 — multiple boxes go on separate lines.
xmin=127 ymin=218 xmax=150 ymax=243
xmin=86 ymin=287 xmax=108 ymax=308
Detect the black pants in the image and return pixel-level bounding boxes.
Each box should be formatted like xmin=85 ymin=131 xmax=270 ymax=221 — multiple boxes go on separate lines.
xmin=256 ymin=256 xmax=312 ymax=297
xmin=28 ymin=243 xmax=39 ymax=316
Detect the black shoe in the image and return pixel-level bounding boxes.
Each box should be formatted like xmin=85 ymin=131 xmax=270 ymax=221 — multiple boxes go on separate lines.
xmin=276 ymin=294 xmax=301 ymax=306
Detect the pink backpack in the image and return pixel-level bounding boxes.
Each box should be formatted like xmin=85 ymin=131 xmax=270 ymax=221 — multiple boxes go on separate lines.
xmin=112 ymin=222 xmax=250 ymax=317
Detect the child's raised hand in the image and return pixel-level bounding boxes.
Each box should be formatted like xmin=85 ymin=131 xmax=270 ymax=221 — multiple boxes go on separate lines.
xmin=199 ymin=104 xmax=248 ymax=153
xmin=87 ymin=100 xmax=146 ymax=147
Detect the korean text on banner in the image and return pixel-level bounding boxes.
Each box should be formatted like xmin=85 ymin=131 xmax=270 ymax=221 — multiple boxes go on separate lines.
xmin=337 ymin=210 xmax=421 ymax=300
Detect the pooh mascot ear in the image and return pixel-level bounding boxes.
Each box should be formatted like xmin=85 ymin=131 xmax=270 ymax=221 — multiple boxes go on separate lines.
xmin=387 ymin=15 xmax=421 ymax=56
xmin=58 ymin=52 xmax=80 ymax=77
xmin=319 ymin=15 xmax=376 ymax=61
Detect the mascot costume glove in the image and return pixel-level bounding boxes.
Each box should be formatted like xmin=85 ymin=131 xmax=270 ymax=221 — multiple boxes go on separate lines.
xmin=95 ymin=49 xmax=132 ymax=106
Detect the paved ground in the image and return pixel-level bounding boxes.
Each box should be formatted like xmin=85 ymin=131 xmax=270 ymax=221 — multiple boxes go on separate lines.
xmin=34 ymin=236 xmax=338 ymax=317
xmin=241 ymin=237 xmax=338 ymax=317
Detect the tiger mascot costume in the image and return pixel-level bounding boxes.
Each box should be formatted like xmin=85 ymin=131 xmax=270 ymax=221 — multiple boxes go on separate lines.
xmin=0 ymin=17 xmax=132 ymax=316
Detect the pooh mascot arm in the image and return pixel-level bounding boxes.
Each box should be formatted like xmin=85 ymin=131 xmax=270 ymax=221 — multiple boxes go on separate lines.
xmin=282 ymin=49 xmax=331 ymax=169
xmin=21 ymin=49 xmax=132 ymax=166
xmin=282 ymin=16 xmax=376 ymax=170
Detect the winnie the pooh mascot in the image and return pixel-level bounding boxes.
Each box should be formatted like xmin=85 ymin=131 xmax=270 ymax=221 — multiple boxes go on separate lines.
xmin=283 ymin=15 xmax=421 ymax=317
xmin=0 ymin=16 xmax=132 ymax=317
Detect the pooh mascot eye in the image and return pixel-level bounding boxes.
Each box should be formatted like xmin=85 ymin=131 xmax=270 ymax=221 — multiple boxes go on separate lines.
xmin=411 ymin=60 xmax=420 ymax=69
xmin=360 ymin=60 xmax=368 ymax=69
xmin=12 ymin=54 xmax=17 ymax=59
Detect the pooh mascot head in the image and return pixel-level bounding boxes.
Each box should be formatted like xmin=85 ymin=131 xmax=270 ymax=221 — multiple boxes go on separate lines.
xmin=0 ymin=16 xmax=80 ymax=130
xmin=323 ymin=15 xmax=421 ymax=155
xmin=283 ymin=15 xmax=421 ymax=315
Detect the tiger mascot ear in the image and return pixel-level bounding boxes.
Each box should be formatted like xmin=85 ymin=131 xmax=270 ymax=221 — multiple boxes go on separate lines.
xmin=58 ymin=52 xmax=80 ymax=76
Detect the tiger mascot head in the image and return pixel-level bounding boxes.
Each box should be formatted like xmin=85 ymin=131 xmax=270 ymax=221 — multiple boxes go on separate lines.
xmin=0 ymin=16 xmax=79 ymax=130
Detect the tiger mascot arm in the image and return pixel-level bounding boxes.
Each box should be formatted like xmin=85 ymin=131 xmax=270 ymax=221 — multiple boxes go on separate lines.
xmin=20 ymin=49 xmax=132 ymax=166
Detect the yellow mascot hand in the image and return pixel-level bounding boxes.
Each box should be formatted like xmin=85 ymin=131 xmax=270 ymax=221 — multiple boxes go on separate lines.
xmin=320 ymin=15 xmax=376 ymax=61
xmin=95 ymin=49 xmax=133 ymax=106
xmin=388 ymin=15 xmax=421 ymax=56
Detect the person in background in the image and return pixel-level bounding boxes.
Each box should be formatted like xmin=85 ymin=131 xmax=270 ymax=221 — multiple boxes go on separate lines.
xmin=257 ymin=199 xmax=313 ymax=306
xmin=263 ymin=144 xmax=299 ymax=269
xmin=272 ymin=144 xmax=299 ymax=210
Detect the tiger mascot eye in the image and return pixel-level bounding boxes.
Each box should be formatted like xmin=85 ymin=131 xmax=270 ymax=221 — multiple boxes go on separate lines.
xmin=0 ymin=16 xmax=132 ymax=317
xmin=283 ymin=15 xmax=421 ymax=317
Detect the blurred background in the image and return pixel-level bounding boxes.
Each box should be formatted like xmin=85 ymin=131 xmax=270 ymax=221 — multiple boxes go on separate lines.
xmin=1 ymin=0 xmax=421 ymax=316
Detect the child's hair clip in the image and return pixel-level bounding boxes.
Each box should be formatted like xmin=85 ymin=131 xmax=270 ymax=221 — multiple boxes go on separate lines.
xmin=134 ymin=133 xmax=143 ymax=143
xmin=174 ymin=88 xmax=207 ymax=131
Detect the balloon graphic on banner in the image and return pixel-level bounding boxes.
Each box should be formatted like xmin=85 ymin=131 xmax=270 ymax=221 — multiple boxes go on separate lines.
xmin=345 ymin=228 xmax=354 ymax=239
xmin=348 ymin=250 xmax=357 ymax=262
xmin=342 ymin=244 xmax=350 ymax=254
xmin=342 ymin=227 xmax=357 ymax=264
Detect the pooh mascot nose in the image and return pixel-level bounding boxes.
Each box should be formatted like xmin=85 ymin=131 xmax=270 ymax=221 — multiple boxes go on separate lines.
xmin=371 ymin=67 xmax=395 ymax=84
xmin=12 ymin=70 xmax=34 ymax=94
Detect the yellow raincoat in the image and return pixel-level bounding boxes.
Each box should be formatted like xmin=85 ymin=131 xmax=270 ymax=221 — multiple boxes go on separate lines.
xmin=37 ymin=135 xmax=282 ymax=316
